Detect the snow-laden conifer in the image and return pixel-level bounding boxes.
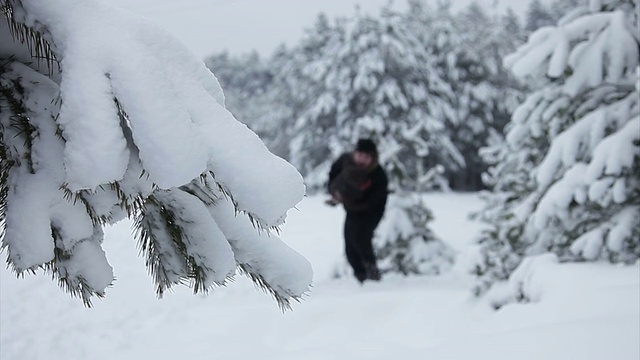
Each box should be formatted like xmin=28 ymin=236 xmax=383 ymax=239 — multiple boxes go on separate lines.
xmin=375 ymin=193 xmax=455 ymax=276
xmin=415 ymin=2 xmax=524 ymax=190
xmin=288 ymin=7 xmax=459 ymax=191
xmin=475 ymin=0 xmax=639 ymax=296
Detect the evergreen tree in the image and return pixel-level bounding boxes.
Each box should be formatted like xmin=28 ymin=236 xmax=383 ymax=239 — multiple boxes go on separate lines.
xmin=549 ymin=0 xmax=585 ymax=20
xmin=0 ymin=0 xmax=311 ymax=308
xmin=263 ymin=14 xmax=347 ymax=161
xmin=289 ymin=7 xmax=461 ymax=192
xmin=525 ymin=0 xmax=557 ymax=32
xmin=202 ymin=3 xmax=527 ymax=193
xmin=474 ymin=0 xmax=639 ymax=297
xmin=426 ymin=3 xmax=522 ymax=190
xmin=375 ymin=192 xmax=455 ymax=275
xmin=402 ymin=2 xmax=525 ymax=191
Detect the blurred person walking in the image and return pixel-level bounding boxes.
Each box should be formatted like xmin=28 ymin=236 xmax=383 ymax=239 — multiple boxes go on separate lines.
xmin=327 ymin=139 xmax=388 ymax=283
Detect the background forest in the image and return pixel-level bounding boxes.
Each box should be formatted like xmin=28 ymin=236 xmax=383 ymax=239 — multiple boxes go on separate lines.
xmin=206 ymin=0 xmax=578 ymax=192
xmin=205 ymin=0 xmax=639 ymax=293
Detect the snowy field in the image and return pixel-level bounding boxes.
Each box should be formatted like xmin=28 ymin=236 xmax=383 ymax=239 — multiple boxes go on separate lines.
xmin=1 ymin=193 xmax=638 ymax=359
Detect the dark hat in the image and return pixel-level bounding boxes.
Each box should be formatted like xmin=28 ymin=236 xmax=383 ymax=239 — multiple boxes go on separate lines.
xmin=355 ymin=138 xmax=378 ymax=155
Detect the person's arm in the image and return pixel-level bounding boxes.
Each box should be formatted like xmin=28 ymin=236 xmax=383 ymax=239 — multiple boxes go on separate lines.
xmin=343 ymin=168 xmax=388 ymax=212
xmin=327 ymin=154 xmax=346 ymax=194
xmin=368 ymin=169 xmax=388 ymax=215
xmin=325 ymin=154 xmax=346 ymax=206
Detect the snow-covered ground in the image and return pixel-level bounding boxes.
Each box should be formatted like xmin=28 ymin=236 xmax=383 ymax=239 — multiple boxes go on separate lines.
xmin=1 ymin=193 xmax=638 ymax=359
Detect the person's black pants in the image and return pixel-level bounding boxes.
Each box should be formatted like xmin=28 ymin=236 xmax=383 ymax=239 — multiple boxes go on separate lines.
xmin=343 ymin=212 xmax=381 ymax=279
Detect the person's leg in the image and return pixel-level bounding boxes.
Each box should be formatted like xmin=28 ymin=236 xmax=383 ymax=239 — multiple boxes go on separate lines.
xmin=344 ymin=217 xmax=366 ymax=282
xmin=356 ymin=217 xmax=382 ymax=280
xmin=358 ymin=224 xmax=376 ymax=264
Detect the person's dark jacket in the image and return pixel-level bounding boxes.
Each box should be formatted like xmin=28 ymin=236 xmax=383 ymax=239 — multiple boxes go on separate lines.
xmin=329 ymin=154 xmax=370 ymax=203
xmin=328 ymin=153 xmax=388 ymax=218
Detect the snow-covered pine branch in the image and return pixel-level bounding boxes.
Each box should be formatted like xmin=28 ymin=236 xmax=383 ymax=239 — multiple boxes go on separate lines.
xmin=0 ymin=0 xmax=311 ymax=308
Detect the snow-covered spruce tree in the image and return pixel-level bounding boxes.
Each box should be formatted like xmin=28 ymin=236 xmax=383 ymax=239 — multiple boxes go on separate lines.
xmin=263 ymin=14 xmax=352 ymax=163
xmin=0 ymin=0 xmax=311 ymax=308
xmin=374 ymin=192 xmax=455 ymax=275
xmin=289 ymin=7 xmax=462 ymax=192
xmin=284 ymin=13 xmax=349 ymax=189
xmin=474 ymin=0 xmax=639 ymax=297
xmin=525 ymin=0 xmax=557 ymax=33
xmin=550 ymin=0 xmax=587 ymax=22
xmin=411 ymin=2 xmax=525 ymax=191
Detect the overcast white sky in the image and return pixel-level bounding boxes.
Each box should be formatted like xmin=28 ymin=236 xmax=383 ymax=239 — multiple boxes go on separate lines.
xmin=107 ymin=0 xmax=531 ymax=59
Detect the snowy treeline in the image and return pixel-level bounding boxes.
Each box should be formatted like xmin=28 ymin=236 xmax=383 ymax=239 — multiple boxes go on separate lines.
xmin=0 ymin=0 xmax=311 ymax=307
xmin=474 ymin=0 xmax=639 ymax=301
xmin=206 ymin=1 xmax=527 ymax=192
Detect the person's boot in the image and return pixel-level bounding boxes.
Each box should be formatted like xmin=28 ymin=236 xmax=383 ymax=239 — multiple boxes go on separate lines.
xmin=365 ymin=263 xmax=381 ymax=281
xmin=354 ymin=272 xmax=367 ymax=284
